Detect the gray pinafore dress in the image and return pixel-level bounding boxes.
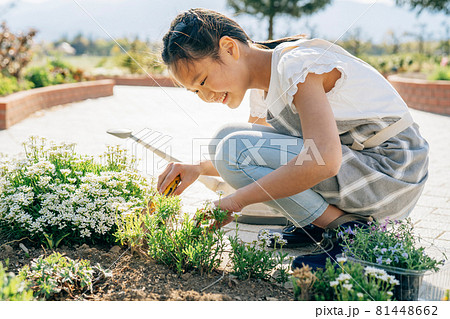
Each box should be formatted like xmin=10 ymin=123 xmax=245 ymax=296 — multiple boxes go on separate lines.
xmin=264 ymin=39 xmax=429 ymax=221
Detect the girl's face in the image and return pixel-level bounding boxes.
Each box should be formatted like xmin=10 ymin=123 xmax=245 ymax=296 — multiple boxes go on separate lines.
xmin=171 ymin=37 xmax=249 ymax=109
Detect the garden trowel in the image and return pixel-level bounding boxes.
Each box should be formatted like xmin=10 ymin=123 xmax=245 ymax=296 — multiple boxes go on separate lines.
xmin=107 ymin=128 xmax=287 ymax=225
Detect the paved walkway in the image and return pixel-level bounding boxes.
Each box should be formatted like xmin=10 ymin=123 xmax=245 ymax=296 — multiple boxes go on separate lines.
xmin=1 ymin=85 xmax=449 ymax=299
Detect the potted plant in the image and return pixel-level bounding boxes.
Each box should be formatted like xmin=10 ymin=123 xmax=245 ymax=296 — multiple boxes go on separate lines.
xmin=291 ymin=257 xmax=399 ymax=301
xmin=338 ymin=218 xmax=446 ymax=301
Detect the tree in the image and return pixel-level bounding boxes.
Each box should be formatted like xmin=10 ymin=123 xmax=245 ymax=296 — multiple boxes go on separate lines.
xmin=227 ymin=0 xmax=331 ymax=40
xmin=395 ymin=0 xmax=449 ymax=15
xmin=384 ymin=29 xmax=402 ymax=54
xmin=0 ymin=22 xmax=37 ymax=78
xmin=71 ymin=33 xmax=90 ymax=55
xmin=338 ymin=28 xmax=372 ymax=57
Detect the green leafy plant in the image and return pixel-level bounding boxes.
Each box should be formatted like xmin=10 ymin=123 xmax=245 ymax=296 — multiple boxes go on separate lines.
xmin=292 ymin=257 xmax=398 ymax=301
xmin=24 ymin=58 xmax=88 ymax=88
xmin=0 ymin=136 xmax=152 ymax=246
xmin=43 ymin=232 xmax=71 ymax=250
xmin=24 ymin=66 xmax=53 ymax=88
xmin=228 ymin=216 xmax=291 ymax=283
xmin=339 ymin=218 xmax=445 ymax=271
xmin=119 ymin=39 xmax=166 ymax=75
xmin=428 ymin=66 xmax=450 ymax=81
xmin=0 ymin=260 xmax=34 ymax=301
xmin=116 ymin=195 xmax=229 ymax=275
xmin=0 ymin=73 xmax=33 ymax=96
xmin=19 ymin=252 xmax=111 ymax=300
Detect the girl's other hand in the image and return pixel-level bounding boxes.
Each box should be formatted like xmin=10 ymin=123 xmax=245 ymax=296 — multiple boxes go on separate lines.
xmin=157 ymin=162 xmax=202 ymax=196
xmin=213 ymin=193 xmax=245 ymax=214
xmin=212 ymin=193 xmax=246 ymax=228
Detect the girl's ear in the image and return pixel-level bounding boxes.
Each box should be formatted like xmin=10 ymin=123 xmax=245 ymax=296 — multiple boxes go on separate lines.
xmin=219 ymin=36 xmax=240 ymax=61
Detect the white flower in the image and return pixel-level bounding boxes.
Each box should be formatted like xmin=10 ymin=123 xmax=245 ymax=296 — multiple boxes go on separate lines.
xmin=330 ymin=281 xmax=339 ymax=287
xmin=357 ymin=292 xmax=364 ymax=299
xmin=60 ymin=169 xmax=71 ymax=176
xmin=342 ymin=283 xmax=353 ymax=291
xmin=336 ymin=257 xmax=347 ymax=263
xmin=216 ymin=190 xmax=225 ymax=196
xmin=364 ymin=266 xmax=387 ymax=276
xmin=231 ymin=212 xmax=242 ymax=218
xmin=259 ymin=229 xmax=270 ymax=237
xmin=272 ymin=233 xmax=282 ymax=240
xmin=387 ymin=276 xmax=400 ymax=286
xmin=337 ymin=273 xmax=351 ymax=282
xmin=387 ymin=291 xmax=393 ymax=296
xmin=254 ymin=245 xmax=263 ymax=252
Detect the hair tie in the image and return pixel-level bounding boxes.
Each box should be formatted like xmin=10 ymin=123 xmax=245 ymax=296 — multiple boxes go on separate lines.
xmin=173 ymin=21 xmax=187 ymax=33
xmin=169 ymin=21 xmax=188 ymax=47
xmin=169 ymin=11 xmax=201 ymax=47
xmin=186 ymin=11 xmax=199 ymax=36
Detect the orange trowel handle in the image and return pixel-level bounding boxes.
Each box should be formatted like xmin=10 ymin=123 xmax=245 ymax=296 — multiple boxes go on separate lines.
xmin=149 ymin=175 xmax=181 ymax=214
xmin=163 ymin=175 xmax=181 ymax=196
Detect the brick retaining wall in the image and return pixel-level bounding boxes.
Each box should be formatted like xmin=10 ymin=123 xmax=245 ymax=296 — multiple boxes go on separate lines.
xmin=95 ymin=75 xmax=176 ymax=87
xmin=388 ymin=75 xmax=450 ymax=115
xmin=0 ymin=80 xmax=114 ymax=130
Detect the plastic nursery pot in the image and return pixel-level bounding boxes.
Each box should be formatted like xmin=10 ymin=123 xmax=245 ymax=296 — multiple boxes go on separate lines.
xmin=340 ymin=255 xmax=428 ymax=301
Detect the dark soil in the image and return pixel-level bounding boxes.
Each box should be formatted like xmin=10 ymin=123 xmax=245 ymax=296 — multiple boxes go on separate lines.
xmin=0 ymin=238 xmax=293 ymax=301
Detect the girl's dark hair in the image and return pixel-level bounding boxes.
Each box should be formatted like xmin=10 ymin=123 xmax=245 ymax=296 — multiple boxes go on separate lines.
xmin=161 ymin=8 xmax=306 ymax=69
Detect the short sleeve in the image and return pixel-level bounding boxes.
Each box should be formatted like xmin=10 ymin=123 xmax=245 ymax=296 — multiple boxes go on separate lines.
xmin=249 ymin=89 xmax=268 ymax=118
xmin=277 ymin=46 xmax=347 ymax=113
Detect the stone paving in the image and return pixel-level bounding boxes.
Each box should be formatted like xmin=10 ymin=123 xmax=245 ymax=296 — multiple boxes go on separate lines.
xmin=1 ymin=85 xmax=449 ymax=299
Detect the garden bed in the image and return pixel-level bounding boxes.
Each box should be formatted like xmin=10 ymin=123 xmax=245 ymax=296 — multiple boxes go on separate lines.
xmin=0 ymin=80 xmax=114 ymax=130
xmin=0 ymin=238 xmax=292 ymax=301
xmin=94 ymin=74 xmax=175 ymax=87
xmin=388 ymin=74 xmax=450 ymax=115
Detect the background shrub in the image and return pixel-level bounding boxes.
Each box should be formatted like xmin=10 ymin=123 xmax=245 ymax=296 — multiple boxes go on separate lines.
xmin=24 ymin=59 xmax=87 ymax=88
xmin=0 ymin=22 xmax=36 ymax=79
xmin=428 ymin=66 xmax=450 ymax=80
xmin=0 ymin=74 xmax=33 ymax=96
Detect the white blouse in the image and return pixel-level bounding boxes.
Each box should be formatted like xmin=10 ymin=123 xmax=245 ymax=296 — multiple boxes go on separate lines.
xmin=257 ymin=38 xmax=410 ymax=121
xmin=249 ymin=89 xmax=268 ymax=118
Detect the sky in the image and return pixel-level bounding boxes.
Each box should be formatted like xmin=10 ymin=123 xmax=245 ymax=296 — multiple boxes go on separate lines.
xmin=0 ymin=0 xmax=448 ymax=44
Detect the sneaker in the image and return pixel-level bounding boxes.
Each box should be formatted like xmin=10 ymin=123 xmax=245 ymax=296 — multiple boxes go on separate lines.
xmin=258 ymin=223 xmax=324 ymax=248
xmin=291 ymin=220 xmax=370 ymax=270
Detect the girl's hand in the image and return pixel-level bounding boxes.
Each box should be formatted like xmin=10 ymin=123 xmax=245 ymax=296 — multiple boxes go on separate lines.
xmin=213 ymin=193 xmax=246 ymax=214
xmin=212 ymin=193 xmax=246 ymax=228
xmin=157 ymin=162 xmax=202 ymax=196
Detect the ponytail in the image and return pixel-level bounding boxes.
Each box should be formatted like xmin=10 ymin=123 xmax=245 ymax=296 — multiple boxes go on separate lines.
xmin=253 ymin=34 xmax=308 ymax=50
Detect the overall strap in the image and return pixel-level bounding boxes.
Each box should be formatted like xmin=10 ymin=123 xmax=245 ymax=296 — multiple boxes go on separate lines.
xmin=350 ymin=112 xmax=414 ymax=151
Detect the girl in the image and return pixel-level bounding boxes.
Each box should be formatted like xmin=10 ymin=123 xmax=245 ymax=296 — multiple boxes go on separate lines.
xmin=157 ymin=8 xmax=429 ymax=269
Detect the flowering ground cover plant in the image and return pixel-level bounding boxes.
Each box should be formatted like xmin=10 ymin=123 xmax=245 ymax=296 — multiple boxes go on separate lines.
xmin=0 ymin=136 xmax=152 ymax=247
xmin=19 ymin=252 xmax=111 ymax=300
xmin=338 ymin=218 xmax=445 ymax=271
xmin=292 ymin=257 xmax=399 ymax=301
xmin=228 ymin=215 xmax=291 ymax=284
